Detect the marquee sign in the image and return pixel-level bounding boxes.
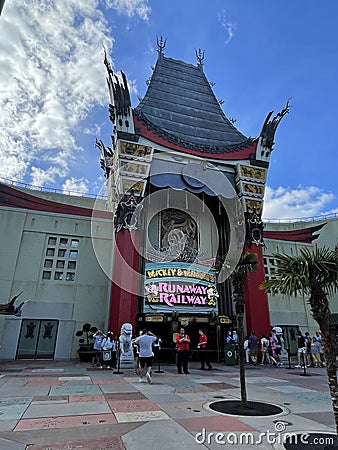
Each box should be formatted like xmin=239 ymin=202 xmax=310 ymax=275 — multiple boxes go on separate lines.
xmin=144 ymin=262 xmax=218 ymax=313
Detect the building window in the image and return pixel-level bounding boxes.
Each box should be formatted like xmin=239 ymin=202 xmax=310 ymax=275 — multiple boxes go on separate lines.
xmin=42 ymin=236 xmax=80 ymax=281
xmin=264 ymin=257 xmax=278 ymax=280
xmin=69 ymin=250 xmax=78 ymax=259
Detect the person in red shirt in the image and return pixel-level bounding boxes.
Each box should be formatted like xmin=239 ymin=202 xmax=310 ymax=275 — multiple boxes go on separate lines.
xmin=176 ymin=327 xmax=190 ymax=374
xmin=197 ymin=329 xmax=212 ymax=370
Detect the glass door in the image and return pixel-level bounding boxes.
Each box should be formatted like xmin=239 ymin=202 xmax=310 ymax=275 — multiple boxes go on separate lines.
xmin=17 ymin=319 xmax=58 ymax=359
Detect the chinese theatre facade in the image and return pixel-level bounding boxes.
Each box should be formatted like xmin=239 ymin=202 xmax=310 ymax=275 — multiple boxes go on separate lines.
xmin=99 ymin=39 xmax=289 ymax=354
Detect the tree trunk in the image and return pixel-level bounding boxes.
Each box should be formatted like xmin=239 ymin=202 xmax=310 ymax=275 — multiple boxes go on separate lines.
xmin=311 ymin=293 xmax=338 ymax=435
xmin=236 ymin=311 xmax=248 ymax=407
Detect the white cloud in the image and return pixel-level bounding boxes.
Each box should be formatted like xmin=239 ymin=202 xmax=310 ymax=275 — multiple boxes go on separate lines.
xmin=0 ymin=0 xmax=149 ymax=189
xmin=218 ymin=10 xmax=236 ymax=45
xmin=105 ymin=0 xmax=151 ymax=21
xmin=263 ymin=186 xmax=335 ymax=220
xmin=62 ymin=177 xmax=89 ymax=196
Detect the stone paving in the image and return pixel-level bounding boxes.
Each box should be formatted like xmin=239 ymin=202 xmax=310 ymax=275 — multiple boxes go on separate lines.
xmin=0 ymin=360 xmax=336 ymax=449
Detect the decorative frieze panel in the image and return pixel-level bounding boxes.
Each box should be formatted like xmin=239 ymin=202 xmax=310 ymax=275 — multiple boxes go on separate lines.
xmin=120 ymin=141 xmax=153 ymax=160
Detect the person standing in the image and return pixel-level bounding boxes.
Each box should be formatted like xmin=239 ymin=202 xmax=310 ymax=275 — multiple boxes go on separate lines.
xmin=295 ymin=330 xmax=307 ymax=368
xmin=92 ymin=329 xmax=105 ymax=368
xmin=197 ymin=329 xmax=212 ymax=370
xmin=135 ymin=329 xmax=157 ymax=383
xmin=153 ymin=335 xmax=162 ymax=363
xmin=176 ymin=327 xmax=190 ymax=374
xmin=244 ymin=336 xmax=250 ymax=363
xmin=132 ymin=331 xmax=143 ymax=375
xmin=248 ymin=331 xmax=258 ymax=365
xmin=260 ymin=335 xmax=270 ymax=365
xmin=311 ymin=336 xmax=323 ymax=367
xmin=101 ymin=332 xmax=114 ymax=369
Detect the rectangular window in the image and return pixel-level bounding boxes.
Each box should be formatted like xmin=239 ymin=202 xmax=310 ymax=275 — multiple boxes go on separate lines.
xmin=67 ymin=261 xmax=76 ymax=270
xmin=42 ymin=271 xmax=51 ymax=280
xmin=46 ymin=248 xmax=55 ymax=256
xmin=44 ymin=259 xmax=53 ymax=268
xmin=69 ymin=250 xmax=78 ymax=259
xmin=58 ymin=249 xmax=67 ymax=257
xmin=56 ymin=260 xmax=65 ymax=269
xmin=71 ymin=239 xmax=79 ymax=248
xmin=60 ymin=238 xmax=68 ymax=246
xmin=54 ymin=272 xmax=63 ymax=280
xmin=48 ymin=237 xmax=57 ymax=245
xmin=66 ymin=272 xmax=75 ymax=281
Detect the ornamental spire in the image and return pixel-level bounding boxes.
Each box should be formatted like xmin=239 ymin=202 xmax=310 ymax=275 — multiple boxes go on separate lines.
xmin=195 ymin=48 xmax=205 ymax=68
xmin=156 ymin=36 xmax=167 ymax=57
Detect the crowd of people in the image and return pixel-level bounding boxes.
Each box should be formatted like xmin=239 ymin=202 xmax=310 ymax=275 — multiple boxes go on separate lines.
xmin=232 ymin=327 xmax=325 ymax=367
xmin=92 ymin=329 xmax=118 ymax=369
xmin=90 ymin=326 xmax=325 ymax=377
xmin=295 ymin=330 xmax=325 ymax=368
xmin=131 ymin=327 xmax=213 ymax=379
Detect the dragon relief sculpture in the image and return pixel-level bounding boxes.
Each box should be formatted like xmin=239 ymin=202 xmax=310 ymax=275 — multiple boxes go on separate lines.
xmin=0 ymin=292 xmax=29 ymax=316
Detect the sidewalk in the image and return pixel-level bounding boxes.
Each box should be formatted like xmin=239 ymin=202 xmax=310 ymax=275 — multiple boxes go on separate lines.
xmin=0 ymin=359 xmax=335 ymax=449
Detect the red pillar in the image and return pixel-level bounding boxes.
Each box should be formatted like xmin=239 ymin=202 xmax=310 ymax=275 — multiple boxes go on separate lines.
xmin=108 ymin=230 xmax=140 ymax=334
xmin=244 ymin=244 xmax=271 ymax=338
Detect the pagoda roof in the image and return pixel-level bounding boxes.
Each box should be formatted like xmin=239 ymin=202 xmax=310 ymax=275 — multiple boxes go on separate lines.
xmin=134 ymin=55 xmax=254 ymax=155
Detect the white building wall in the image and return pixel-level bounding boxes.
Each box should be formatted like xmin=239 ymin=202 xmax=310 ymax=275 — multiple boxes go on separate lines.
xmin=0 ymin=202 xmax=113 ymax=360
xmin=263 ymin=216 xmax=338 ymax=335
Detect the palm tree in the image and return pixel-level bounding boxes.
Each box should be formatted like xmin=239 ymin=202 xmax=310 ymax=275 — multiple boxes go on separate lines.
xmin=231 ymin=252 xmax=259 ymax=407
xmin=261 ymin=247 xmax=338 ymax=432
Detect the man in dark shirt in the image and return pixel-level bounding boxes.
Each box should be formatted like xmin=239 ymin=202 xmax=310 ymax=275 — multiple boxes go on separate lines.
xmin=197 ymin=329 xmax=212 ymax=370
xmin=248 ymin=331 xmax=258 ymax=365
xmin=295 ymin=331 xmax=306 ymax=367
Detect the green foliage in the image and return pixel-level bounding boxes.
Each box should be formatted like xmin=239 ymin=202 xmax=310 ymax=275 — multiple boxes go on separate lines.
xmin=261 ymin=247 xmax=338 ymax=298
xmin=231 ymin=252 xmax=259 ymax=294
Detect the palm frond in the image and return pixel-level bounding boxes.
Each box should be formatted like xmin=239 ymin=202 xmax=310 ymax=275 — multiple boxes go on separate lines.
xmin=261 ymin=246 xmax=338 ymax=298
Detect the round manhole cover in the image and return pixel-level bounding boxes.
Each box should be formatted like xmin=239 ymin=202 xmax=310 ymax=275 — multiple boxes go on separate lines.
xmin=208 ymin=400 xmax=284 ymax=417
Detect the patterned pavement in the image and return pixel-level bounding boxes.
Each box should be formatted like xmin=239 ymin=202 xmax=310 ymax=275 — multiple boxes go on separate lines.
xmin=0 ymin=360 xmax=335 ymax=449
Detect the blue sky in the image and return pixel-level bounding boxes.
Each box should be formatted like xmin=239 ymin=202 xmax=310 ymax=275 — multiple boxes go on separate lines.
xmin=0 ymin=0 xmax=337 ymax=220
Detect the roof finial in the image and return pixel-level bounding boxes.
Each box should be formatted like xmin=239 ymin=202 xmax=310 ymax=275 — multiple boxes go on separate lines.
xmin=156 ymin=36 xmax=167 ymax=56
xmin=195 ymin=48 xmax=205 ymax=68
xmin=102 ymin=44 xmax=112 ymax=75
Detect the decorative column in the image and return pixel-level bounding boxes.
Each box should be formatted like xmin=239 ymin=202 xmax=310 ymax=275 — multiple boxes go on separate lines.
xmin=108 ymin=193 xmax=142 ymax=333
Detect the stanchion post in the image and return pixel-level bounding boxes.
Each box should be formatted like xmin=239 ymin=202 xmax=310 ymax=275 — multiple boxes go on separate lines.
xmin=113 ymin=341 xmax=124 ymax=374
xmin=285 ymin=331 xmax=295 ymax=370
xmin=154 ymin=346 xmax=164 ymax=374
xmin=299 ymin=349 xmax=310 ymax=377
